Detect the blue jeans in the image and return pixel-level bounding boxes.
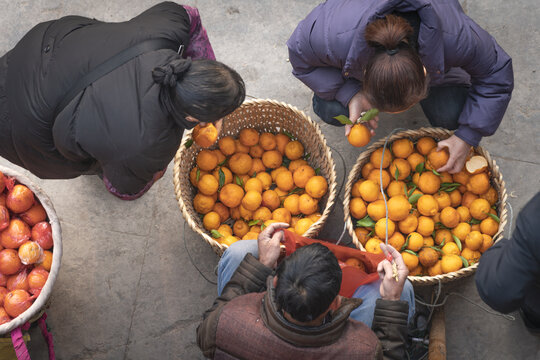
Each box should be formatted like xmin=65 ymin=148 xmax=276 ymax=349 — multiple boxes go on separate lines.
xmin=217 ymin=240 xmax=415 ymax=328
xmin=312 ymin=85 xmax=470 ymax=130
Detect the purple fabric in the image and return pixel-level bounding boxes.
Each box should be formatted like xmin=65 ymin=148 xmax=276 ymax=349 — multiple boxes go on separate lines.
xmin=287 ymin=0 xmax=514 ymax=146
xmin=183 ymin=5 xmax=216 ymax=60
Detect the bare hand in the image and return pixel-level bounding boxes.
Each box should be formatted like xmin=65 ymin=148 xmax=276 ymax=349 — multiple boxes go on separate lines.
xmin=436 ymin=135 xmax=472 ymax=173
xmin=258 ymin=222 xmax=289 ymax=268
xmin=377 ymin=244 xmax=408 ymax=301
xmin=345 ymin=92 xmax=379 ymax=136
xmin=214 ymin=119 xmax=223 ymax=136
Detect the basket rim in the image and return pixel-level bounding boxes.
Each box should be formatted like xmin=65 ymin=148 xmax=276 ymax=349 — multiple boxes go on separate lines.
xmin=342 ymin=127 xmax=508 ymax=286
xmin=0 ymin=165 xmax=62 ymax=334
xmin=173 ymin=98 xmax=338 ymax=256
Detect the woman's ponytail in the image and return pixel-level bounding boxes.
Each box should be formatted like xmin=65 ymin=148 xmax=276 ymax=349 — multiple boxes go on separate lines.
xmin=363 ymin=14 xmax=428 ymax=113
xmin=364 ymin=15 xmax=412 ymax=53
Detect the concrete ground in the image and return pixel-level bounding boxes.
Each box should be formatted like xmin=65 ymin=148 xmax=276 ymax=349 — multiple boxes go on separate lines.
xmin=1 ymin=0 xmax=539 ymax=359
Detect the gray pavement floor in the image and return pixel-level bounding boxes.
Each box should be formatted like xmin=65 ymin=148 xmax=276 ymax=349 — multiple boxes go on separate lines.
xmin=1 ymin=0 xmax=539 ymax=359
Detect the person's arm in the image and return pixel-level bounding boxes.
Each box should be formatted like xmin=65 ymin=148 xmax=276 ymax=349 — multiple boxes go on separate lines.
xmin=197 ymin=223 xmax=288 ymax=358
xmin=182 ymin=5 xmax=216 ymax=60
xmin=452 ymin=20 xmax=514 ymax=147
xmin=371 ymin=244 xmax=410 ymax=359
xmin=197 ymin=253 xmax=273 ymax=358
xmin=476 ymin=192 xmax=540 ymax=313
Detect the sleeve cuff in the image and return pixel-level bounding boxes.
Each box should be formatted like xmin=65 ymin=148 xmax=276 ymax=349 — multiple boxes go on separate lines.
xmin=454 ymin=125 xmax=483 ymax=147
xmin=335 ymin=79 xmax=363 ymax=107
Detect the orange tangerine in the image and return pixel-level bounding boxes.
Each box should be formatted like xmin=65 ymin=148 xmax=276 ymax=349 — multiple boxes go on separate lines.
xmin=218 ymin=136 xmax=236 ymax=155
xmin=392 ymin=138 xmax=414 ymax=159
xmin=283 ymin=194 xmax=301 ymax=216
xmin=407 ymin=152 xmax=425 ymax=171
xmin=298 ymin=194 xmax=318 ymax=215
xmin=239 ymin=128 xmax=259 ymax=146
xmin=196 ymin=150 xmax=218 ymax=171
xmin=389 ymin=159 xmax=411 ymax=181
xmin=370 ymin=148 xmax=392 ymax=169
xmin=261 ymin=150 xmax=283 ymax=169
xmin=416 ymin=137 xmax=437 ymax=155
xmin=350 ymin=197 xmax=367 ymax=219
xmin=259 ymin=132 xmax=277 ymax=150
xmin=219 ymin=184 xmax=245 ymax=208
xmin=275 ymin=133 xmax=290 ymax=155
xmin=293 ymin=165 xmax=316 ymax=188
xmin=229 ymin=153 xmax=253 ymax=175
xmin=192 ymin=123 xmax=218 ymax=148
xmin=284 ymin=141 xmax=304 ymax=160
xmin=347 ymin=124 xmax=371 ymax=147
xmin=305 ymin=176 xmax=328 ymax=199
xmin=261 ymin=190 xmax=280 ymax=211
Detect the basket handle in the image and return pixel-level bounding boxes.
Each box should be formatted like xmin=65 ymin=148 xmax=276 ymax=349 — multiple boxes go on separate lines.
xmin=10 ymin=313 xmax=55 ymax=360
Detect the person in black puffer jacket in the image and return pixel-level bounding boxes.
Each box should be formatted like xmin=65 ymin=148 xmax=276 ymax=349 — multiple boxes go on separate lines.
xmin=0 ymin=2 xmax=245 ymax=200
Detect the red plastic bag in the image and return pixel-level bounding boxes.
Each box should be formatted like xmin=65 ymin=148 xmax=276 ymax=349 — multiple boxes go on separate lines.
xmin=282 ymin=230 xmax=385 ymax=298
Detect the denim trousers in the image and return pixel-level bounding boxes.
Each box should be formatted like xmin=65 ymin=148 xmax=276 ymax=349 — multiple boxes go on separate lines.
xmin=312 ymin=85 xmax=470 ymax=130
xmin=217 ymin=240 xmax=415 ymax=328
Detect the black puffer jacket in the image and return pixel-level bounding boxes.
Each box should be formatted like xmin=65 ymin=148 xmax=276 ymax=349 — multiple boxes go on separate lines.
xmin=0 ymin=2 xmax=190 ymax=195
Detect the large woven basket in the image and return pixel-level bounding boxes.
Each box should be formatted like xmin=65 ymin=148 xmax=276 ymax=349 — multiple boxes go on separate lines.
xmin=0 ymin=165 xmax=62 ymax=334
xmin=343 ymin=128 xmax=507 ymax=286
xmin=174 ymin=99 xmax=337 ymax=256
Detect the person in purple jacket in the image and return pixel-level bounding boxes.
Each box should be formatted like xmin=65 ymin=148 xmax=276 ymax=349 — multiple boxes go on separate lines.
xmin=287 ymin=0 xmax=514 ymax=173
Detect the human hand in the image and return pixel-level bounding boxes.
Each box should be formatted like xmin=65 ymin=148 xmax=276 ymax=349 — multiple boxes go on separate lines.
xmin=436 ymin=135 xmax=472 ymax=174
xmin=345 ymin=92 xmax=379 ymax=136
xmin=377 ymin=243 xmax=408 ymax=301
xmin=257 ymin=222 xmax=289 ymax=268
xmin=214 ymin=119 xmax=223 ymax=136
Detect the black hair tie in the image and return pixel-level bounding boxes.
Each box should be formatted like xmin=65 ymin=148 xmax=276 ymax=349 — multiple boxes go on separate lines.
xmin=386 ymin=48 xmax=399 ymax=56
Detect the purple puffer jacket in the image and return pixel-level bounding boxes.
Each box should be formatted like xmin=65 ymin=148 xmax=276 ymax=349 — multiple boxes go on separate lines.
xmin=287 ymin=0 xmax=514 ymax=146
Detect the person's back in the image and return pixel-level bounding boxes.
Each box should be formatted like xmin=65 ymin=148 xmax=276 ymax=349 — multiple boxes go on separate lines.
xmin=197 ymin=223 xmax=411 ymax=359
xmin=2 ymin=2 xmax=190 ymax=179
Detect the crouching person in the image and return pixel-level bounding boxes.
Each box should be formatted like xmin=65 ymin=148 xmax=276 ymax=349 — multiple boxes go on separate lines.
xmin=197 ymin=223 xmax=415 ymax=359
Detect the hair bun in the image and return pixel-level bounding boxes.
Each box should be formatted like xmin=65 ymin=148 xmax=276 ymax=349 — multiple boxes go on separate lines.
xmin=152 ymin=64 xmax=177 ymax=87
xmin=152 ymin=58 xmax=193 ymax=87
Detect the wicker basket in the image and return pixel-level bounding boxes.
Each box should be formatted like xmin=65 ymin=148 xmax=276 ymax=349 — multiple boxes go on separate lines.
xmin=0 ymin=165 xmax=62 ymax=334
xmin=343 ymin=127 xmax=507 ymax=286
xmin=174 ymin=99 xmax=337 ymax=256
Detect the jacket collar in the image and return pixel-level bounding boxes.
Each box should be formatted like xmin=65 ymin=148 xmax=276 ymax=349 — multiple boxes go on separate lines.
xmin=346 ymin=0 xmax=444 ymax=82
xmin=260 ymin=277 xmax=363 ymax=347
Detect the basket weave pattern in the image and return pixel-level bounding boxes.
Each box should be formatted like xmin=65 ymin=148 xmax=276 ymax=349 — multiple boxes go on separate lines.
xmin=0 ymin=165 xmax=62 ymax=334
xmin=174 ymin=99 xmax=337 ymax=256
xmin=343 ymin=128 xmax=507 ymax=285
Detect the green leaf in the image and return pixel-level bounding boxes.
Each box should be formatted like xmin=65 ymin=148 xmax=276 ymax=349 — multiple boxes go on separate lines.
xmin=287 ymin=187 xmax=303 ymax=196
xmin=252 ymin=172 xmax=257 ymax=178
xmin=333 ymin=115 xmax=354 ymax=125
xmin=469 ymin=218 xmax=481 ymax=225
xmin=403 ymin=183 xmax=408 ymax=197
xmin=439 ymin=237 xmax=446 ymax=247
xmin=435 ymin=222 xmax=450 ymax=230
xmin=441 ymin=182 xmax=461 ymax=188
xmin=452 ymin=234 xmax=463 ymax=251
xmin=487 ymin=213 xmax=500 ymax=223
xmin=356 ymin=215 xmax=376 ymax=228
xmin=359 ymin=108 xmax=379 ymax=123
xmin=404 ymin=249 xmax=418 ymax=256
xmin=196 ymin=168 xmax=201 ymax=182
xmin=185 ymin=139 xmax=194 ymax=148
xmin=459 ymin=255 xmax=470 ymax=268
xmin=282 ymin=130 xmax=296 ymax=140
xmin=429 ymin=246 xmax=443 ymax=253
xmin=367 ymin=230 xmax=374 ymax=238
xmin=235 ymin=175 xmax=244 ymax=187
xmin=401 ymin=235 xmax=410 ymax=251
xmin=394 ymin=167 xmax=400 ymax=181
xmin=408 ymin=193 xmax=422 ymax=205
xmin=441 ymin=185 xmax=459 ymax=193
xmin=282 ymin=157 xmax=291 ymax=168
xmin=248 ymin=219 xmax=261 ymax=226
xmin=218 ymin=158 xmax=227 ymax=166
xmin=432 ymin=169 xmax=441 ymax=176
xmin=218 ymin=168 xmax=226 ymax=188
xmin=315 ymin=168 xmax=321 ymax=175
xmin=415 ymin=162 xmax=425 ymax=174
xmin=211 ymin=230 xmax=224 ymax=239
xmin=260 ymin=223 xmax=267 ymax=230
xmin=303 ymin=153 xmax=311 ymax=161
xmin=407 ymin=185 xmax=417 ymax=198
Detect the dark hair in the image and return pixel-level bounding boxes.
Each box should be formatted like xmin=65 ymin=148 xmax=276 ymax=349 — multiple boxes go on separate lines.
xmin=152 ymin=58 xmax=245 ymax=123
xmin=275 ymin=243 xmax=342 ymax=323
xmin=363 ymin=15 xmax=428 ymax=113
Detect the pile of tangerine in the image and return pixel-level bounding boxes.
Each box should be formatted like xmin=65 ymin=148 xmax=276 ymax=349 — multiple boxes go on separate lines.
xmin=350 ymin=137 xmax=500 ymax=276
xmin=0 ymin=172 xmax=53 ymax=324
xmin=190 ymin=126 xmax=329 ymax=247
